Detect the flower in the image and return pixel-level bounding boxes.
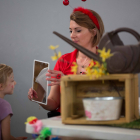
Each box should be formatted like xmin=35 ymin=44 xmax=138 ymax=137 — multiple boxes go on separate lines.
xmin=85 ymin=67 xmax=93 ymax=79
xmin=51 ymin=51 xmax=61 ymax=61
xmin=32 ymin=120 xmax=43 ymax=133
xmin=49 ymin=45 xmax=59 ymax=50
xmin=25 ymin=116 xmax=37 ymax=124
xmin=71 ymin=62 xmax=78 ymax=75
xmin=89 ymin=59 xmax=95 ymax=68
xmin=84 ymin=48 xmax=113 ymax=79
xmin=85 ymin=110 xmax=92 ymax=118
xmin=36 ymin=127 xmax=51 ymax=140
xmin=98 ymin=48 xmax=113 ymax=62
xmin=56 ymin=74 xmax=61 ymax=79
xmin=29 ymin=118 xmax=38 ymax=124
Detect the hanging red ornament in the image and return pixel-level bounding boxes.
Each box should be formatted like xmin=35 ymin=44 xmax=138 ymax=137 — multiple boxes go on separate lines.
xmin=63 ymin=0 xmax=69 ymax=6
xmin=81 ymin=0 xmax=86 ymax=1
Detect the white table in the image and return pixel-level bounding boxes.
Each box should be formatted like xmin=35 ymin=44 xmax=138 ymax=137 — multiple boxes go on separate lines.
xmin=26 ymin=116 xmax=140 ymax=140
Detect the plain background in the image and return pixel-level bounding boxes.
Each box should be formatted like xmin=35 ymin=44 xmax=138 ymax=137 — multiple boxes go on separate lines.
xmin=0 ymin=0 xmax=140 ymax=139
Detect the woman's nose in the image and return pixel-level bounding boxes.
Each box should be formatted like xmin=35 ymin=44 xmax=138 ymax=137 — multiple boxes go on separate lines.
xmin=70 ymin=31 xmax=76 ymax=38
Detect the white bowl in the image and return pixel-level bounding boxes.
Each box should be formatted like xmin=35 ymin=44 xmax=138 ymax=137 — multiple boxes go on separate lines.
xmin=83 ymin=97 xmax=123 ymax=121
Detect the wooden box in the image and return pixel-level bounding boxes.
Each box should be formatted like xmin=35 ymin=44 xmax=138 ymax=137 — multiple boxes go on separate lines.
xmin=60 ymin=74 xmax=139 ymax=125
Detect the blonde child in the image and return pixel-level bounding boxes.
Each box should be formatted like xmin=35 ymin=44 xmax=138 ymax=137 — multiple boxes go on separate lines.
xmin=0 ymin=64 xmax=27 ymax=140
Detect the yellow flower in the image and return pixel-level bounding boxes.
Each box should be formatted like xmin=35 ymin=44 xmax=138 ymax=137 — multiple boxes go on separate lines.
xmin=94 ymin=61 xmax=100 ymax=68
xmin=92 ymin=68 xmax=106 ymax=78
xmin=49 ymin=45 xmax=59 ymax=50
xmin=85 ymin=67 xmax=93 ymax=79
xmin=51 ymin=51 xmax=61 ymax=61
xmin=98 ymin=48 xmax=113 ymax=62
xmin=71 ymin=62 xmax=78 ymax=75
xmin=58 ymin=51 xmax=61 ymax=58
xmin=89 ymin=59 xmax=95 ymax=68
xmin=25 ymin=116 xmax=37 ymax=124
xmin=101 ymin=63 xmax=107 ymax=71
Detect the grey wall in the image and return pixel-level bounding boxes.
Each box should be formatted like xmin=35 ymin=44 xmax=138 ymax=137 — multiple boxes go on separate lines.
xmin=0 ymin=0 xmax=140 ymax=139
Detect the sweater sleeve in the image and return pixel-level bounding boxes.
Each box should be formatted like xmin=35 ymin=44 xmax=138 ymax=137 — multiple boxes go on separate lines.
xmin=0 ymin=100 xmax=13 ymax=121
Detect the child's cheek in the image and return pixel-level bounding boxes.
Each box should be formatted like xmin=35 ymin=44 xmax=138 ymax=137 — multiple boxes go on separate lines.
xmin=9 ymin=84 xmax=14 ymax=89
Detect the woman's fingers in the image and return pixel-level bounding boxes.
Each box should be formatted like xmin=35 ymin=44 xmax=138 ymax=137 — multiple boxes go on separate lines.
xmin=46 ymin=77 xmax=60 ymax=82
xmin=48 ymin=82 xmax=60 ymax=86
xmin=46 ymin=70 xmax=64 ymax=86
xmin=33 ymin=90 xmax=38 ymax=98
xmin=28 ymin=88 xmax=38 ymax=100
xmin=46 ymin=73 xmax=58 ymax=77
xmin=28 ymin=90 xmax=32 ymax=100
xmin=47 ymin=69 xmax=63 ymax=74
xmin=47 ymin=69 xmax=64 ymax=76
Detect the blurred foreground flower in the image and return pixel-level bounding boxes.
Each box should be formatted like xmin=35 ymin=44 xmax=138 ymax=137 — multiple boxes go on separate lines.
xmin=49 ymin=45 xmax=59 ymax=50
xmin=49 ymin=45 xmax=62 ymax=61
xmin=85 ymin=48 xmax=113 ymax=78
xmin=98 ymin=47 xmax=113 ymax=62
xmin=70 ymin=48 xmax=113 ymax=79
xmin=25 ymin=116 xmax=37 ymax=124
xmin=51 ymin=52 xmax=61 ymax=61
xmin=71 ymin=62 xmax=78 ymax=75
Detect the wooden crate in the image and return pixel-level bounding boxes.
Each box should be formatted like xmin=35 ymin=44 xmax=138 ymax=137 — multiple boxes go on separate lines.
xmin=60 ymin=74 xmax=139 ymax=125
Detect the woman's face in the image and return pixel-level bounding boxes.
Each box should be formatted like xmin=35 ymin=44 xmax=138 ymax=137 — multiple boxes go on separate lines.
xmin=69 ymin=20 xmax=93 ymax=48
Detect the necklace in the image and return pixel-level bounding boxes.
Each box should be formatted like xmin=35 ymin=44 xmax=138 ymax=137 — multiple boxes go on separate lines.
xmin=81 ymin=57 xmax=88 ymax=68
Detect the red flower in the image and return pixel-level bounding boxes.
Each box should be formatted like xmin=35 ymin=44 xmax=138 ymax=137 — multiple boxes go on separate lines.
xmin=29 ymin=118 xmax=38 ymax=124
xmin=56 ymin=74 xmax=61 ymax=79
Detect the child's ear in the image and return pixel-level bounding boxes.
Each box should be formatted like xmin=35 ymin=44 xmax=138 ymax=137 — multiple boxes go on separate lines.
xmin=0 ymin=83 xmax=4 ymax=91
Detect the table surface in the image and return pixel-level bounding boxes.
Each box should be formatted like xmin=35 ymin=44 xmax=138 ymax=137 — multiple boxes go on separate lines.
xmin=26 ymin=116 xmax=140 ymax=140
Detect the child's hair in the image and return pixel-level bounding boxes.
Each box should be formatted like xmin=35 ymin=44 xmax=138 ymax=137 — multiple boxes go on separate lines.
xmin=0 ymin=64 xmax=13 ymax=85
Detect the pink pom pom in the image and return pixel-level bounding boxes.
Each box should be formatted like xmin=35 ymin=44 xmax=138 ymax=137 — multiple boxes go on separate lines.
xmin=32 ymin=120 xmax=43 ymax=133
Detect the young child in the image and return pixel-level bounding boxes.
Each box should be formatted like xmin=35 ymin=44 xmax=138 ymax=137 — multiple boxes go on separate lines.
xmin=0 ymin=64 xmax=27 ymax=140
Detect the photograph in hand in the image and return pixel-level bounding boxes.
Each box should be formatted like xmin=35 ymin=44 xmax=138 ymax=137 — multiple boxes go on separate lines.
xmin=32 ymin=60 xmax=49 ymax=105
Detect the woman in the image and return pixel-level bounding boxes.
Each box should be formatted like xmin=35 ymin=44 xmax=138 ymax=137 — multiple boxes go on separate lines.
xmin=28 ymin=7 xmax=104 ymax=114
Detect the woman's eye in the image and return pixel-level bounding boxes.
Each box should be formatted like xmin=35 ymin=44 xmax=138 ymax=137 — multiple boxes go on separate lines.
xmin=69 ymin=31 xmax=72 ymax=33
xmin=77 ymin=30 xmax=81 ymax=32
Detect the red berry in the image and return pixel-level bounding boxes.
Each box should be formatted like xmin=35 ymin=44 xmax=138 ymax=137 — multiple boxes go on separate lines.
xmin=82 ymin=0 xmax=86 ymax=1
xmin=63 ymin=0 xmax=69 ymax=6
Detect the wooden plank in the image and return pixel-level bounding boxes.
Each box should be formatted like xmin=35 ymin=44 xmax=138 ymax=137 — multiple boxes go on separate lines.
xmin=134 ymin=74 xmax=139 ymax=119
xmin=61 ymin=74 xmax=134 ymax=81
xmin=63 ymin=117 xmax=126 ymax=125
xmin=125 ymin=79 xmax=131 ymax=122
xmin=61 ymin=81 xmax=67 ymax=122
xmin=76 ymin=80 xmax=125 ymax=98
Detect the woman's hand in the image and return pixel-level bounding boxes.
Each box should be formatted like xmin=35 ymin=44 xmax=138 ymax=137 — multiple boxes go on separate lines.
xmin=46 ymin=69 xmax=64 ymax=86
xmin=28 ymin=88 xmax=38 ymax=100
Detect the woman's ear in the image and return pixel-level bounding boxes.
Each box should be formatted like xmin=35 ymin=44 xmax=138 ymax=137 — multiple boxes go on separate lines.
xmin=92 ymin=28 xmax=97 ymax=37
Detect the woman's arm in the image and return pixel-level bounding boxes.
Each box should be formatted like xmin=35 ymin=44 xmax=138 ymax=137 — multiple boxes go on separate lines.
xmin=39 ymin=84 xmax=60 ymax=111
xmin=28 ymin=84 xmax=60 ymax=111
